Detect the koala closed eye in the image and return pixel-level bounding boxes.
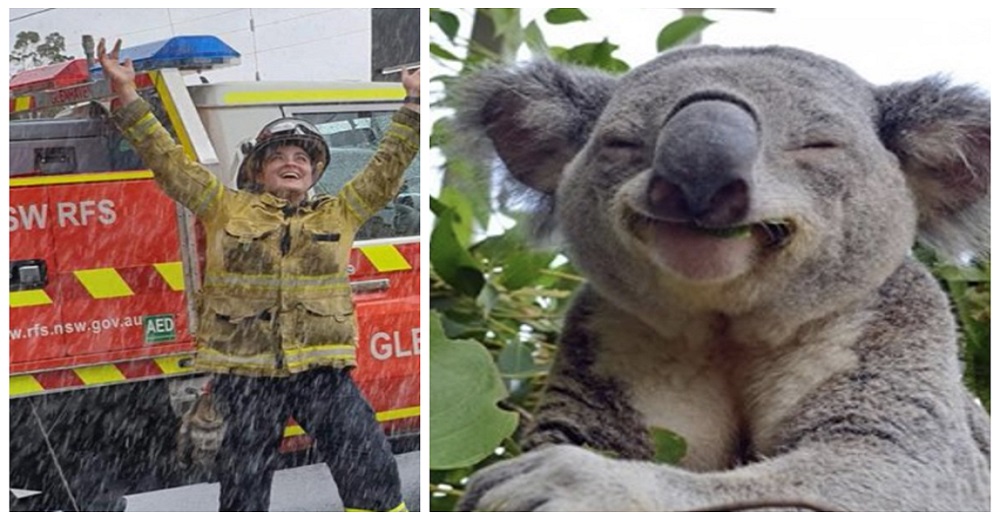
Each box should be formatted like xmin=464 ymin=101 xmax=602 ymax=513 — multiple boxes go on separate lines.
xmin=797 ymin=140 xmax=840 ymax=150
xmin=602 ymin=136 xmax=645 ymax=150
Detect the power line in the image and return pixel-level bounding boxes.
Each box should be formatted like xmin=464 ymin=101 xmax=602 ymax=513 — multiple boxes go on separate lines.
xmin=10 ymin=8 xmax=56 ymax=23
xmin=114 ymin=8 xmax=245 ymax=39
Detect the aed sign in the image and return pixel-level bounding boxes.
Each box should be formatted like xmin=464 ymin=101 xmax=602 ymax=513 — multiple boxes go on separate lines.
xmin=144 ymin=314 xmax=176 ymax=344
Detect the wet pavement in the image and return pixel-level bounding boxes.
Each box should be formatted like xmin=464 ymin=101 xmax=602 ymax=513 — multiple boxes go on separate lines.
xmin=124 ymin=451 xmax=421 ymax=511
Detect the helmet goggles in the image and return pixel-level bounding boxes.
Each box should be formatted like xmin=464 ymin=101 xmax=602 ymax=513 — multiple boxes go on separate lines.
xmin=237 ymin=117 xmax=331 ymax=192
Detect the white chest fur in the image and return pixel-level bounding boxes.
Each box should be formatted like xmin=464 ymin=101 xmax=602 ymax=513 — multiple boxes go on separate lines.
xmin=589 ymin=299 xmax=860 ymax=471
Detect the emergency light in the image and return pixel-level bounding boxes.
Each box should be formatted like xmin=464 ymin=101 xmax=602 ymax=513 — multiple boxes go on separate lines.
xmin=89 ymin=35 xmax=240 ymax=78
xmin=9 ymin=59 xmax=90 ymax=96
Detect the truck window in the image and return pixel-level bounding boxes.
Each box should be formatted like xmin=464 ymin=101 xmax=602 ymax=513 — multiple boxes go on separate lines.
xmin=297 ymin=111 xmax=419 ymax=241
xmin=9 ymin=110 xmax=144 ymax=176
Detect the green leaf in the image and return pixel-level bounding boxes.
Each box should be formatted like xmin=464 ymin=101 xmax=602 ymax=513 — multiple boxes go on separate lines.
xmin=559 ymin=39 xmax=630 ymax=73
xmin=482 ymin=8 xmax=524 ymax=59
xmin=544 ymin=8 xmax=589 ymax=25
xmin=430 ymin=197 xmax=485 ymax=297
xmin=430 ymin=42 xmax=461 ymax=62
xmin=472 ymin=221 xmax=556 ymax=290
xmin=497 ymin=340 xmax=537 ymax=378
xmin=439 ymin=152 xmax=493 ymax=230
xmin=656 ymin=15 xmax=714 ymax=52
xmin=476 ymin=282 xmax=500 ymax=317
xmin=438 ymin=185 xmax=476 ymax=247
xmin=523 ymin=20 xmax=549 ymax=56
xmin=429 ymin=195 xmax=448 ymax=217
xmin=935 ymin=264 xmax=990 ymax=283
xmin=650 ymin=427 xmax=687 ymax=464
xmin=430 ymin=117 xmax=450 ymax=149
xmin=501 ymin=252 xmax=557 ymax=291
xmin=486 ymin=8 xmax=521 ymax=38
xmin=431 ymin=9 xmax=461 ymax=42
xmin=430 ymin=312 xmax=519 ymax=469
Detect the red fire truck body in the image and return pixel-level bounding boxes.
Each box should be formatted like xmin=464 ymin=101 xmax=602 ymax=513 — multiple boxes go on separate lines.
xmin=9 ymin=36 xmax=420 ymax=511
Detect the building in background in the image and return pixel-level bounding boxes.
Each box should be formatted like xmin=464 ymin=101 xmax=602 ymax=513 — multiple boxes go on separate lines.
xmin=9 ymin=8 xmax=419 ymax=84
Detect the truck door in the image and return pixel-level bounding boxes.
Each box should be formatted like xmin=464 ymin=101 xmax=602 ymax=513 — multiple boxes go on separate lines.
xmin=293 ymin=107 xmax=421 ymax=430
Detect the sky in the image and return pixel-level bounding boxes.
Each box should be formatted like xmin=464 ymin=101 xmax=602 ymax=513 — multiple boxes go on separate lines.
xmin=8 ymin=8 xmax=375 ymax=83
xmin=516 ymin=6 xmax=992 ymax=89
xmin=428 ymin=6 xmax=994 ymax=199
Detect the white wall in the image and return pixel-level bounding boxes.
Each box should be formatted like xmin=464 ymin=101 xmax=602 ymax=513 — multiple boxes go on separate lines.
xmin=9 ymin=8 xmax=373 ymax=84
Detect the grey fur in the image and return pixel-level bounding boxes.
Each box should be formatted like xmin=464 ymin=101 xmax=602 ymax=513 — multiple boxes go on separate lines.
xmin=452 ymin=45 xmax=990 ymax=511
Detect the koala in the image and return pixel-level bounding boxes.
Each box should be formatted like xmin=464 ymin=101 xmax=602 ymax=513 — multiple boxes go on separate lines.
xmin=450 ymin=45 xmax=990 ymax=511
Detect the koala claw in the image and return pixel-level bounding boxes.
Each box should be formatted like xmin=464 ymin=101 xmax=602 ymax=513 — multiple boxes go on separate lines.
xmin=458 ymin=445 xmax=669 ymax=512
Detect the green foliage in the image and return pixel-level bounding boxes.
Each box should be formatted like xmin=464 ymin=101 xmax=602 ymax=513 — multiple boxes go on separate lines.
xmin=430 ymin=9 xmax=461 ymax=43
xmin=429 ymin=312 xmax=518 ymax=469
xmin=915 ymin=248 xmax=991 ymax=410
xmin=544 ymin=8 xmax=589 ymax=25
xmin=656 ymin=15 xmax=714 ymax=52
xmin=430 ymin=195 xmax=484 ymax=297
xmin=10 ymin=30 xmax=73 ymax=71
xmin=651 ymin=427 xmax=688 ymax=464
xmin=551 ymin=39 xmax=630 ymax=73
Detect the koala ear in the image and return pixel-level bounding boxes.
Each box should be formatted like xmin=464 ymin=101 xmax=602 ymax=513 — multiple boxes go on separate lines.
xmin=452 ymin=60 xmax=616 ymax=196
xmin=876 ymin=77 xmax=990 ymax=260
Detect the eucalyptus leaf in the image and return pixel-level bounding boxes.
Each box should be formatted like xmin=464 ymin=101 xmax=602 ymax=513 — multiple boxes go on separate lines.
xmin=544 ymin=8 xmax=589 ymax=25
xmin=560 ymin=39 xmax=629 ymax=73
xmin=431 ymin=9 xmax=461 ymax=42
xmin=498 ymin=340 xmax=538 ymax=378
xmin=656 ymin=15 xmax=714 ymax=52
xmin=430 ymin=42 xmax=461 ymax=62
xmin=524 ymin=20 xmax=549 ymax=56
xmin=430 ymin=312 xmax=519 ymax=469
xmin=430 ymin=198 xmax=484 ymax=297
xmin=439 ymin=185 xmax=476 ymax=247
xmin=650 ymin=427 xmax=688 ymax=464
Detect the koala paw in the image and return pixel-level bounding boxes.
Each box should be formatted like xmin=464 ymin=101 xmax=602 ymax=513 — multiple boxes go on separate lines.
xmin=457 ymin=445 xmax=677 ymax=511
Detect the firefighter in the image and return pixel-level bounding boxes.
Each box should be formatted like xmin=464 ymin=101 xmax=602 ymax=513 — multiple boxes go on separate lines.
xmin=97 ymin=38 xmax=418 ymax=512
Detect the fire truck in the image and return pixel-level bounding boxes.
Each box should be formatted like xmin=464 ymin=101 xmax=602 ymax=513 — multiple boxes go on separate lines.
xmin=9 ymin=35 xmax=420 ymax=511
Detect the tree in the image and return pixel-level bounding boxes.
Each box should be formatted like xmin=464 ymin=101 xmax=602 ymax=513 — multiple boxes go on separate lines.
xmin=10 ymin=30 xmax=73 ymax=72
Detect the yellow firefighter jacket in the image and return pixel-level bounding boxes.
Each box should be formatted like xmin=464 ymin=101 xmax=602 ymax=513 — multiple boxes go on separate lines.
xmin=113 ymin=98 xmax=419 ymax=376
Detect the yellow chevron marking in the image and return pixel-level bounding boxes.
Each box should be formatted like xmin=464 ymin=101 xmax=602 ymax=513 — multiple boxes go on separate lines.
xmin=10 ymin=289 xmax=53 ymax=308
xmin=281 ymin=406 xmax=419 ymax=438
xmin=14 ymin=96 xmax=32 ymax=112
xmin=284 ymin=424 xmax=307 ymax=437
xmin=73 ymin=364 xmax=126 ymax=385
xmin=74 ymin=269 xmax=135 ymax=299
xmin=10 ymin=170 xmax=154 ymax=187
xmin=154 ymin=262 xmax=186 ymax=291
xmin=359 ymin=245 xmax=411 ymax=273
xmin=345 ymin=502 xmax=408 ymax=512
xmin=153 ymin=355 xmax=196 ymax=375
xmin=10 ymin=375 xmax=45 ymax=397
xmin=375 ymin=406 xmax=420 ymax=422
xmin=223 ymin=87 xmax=404 ymax=105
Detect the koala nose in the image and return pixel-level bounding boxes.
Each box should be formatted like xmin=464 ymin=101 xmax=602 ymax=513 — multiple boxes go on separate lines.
xmin=648 ymin=99 xmax=758 ymax=227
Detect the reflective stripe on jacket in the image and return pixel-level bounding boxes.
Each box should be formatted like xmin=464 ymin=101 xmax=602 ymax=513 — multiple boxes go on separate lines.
xmin=113 ymin=98 xmax=419 ymax=376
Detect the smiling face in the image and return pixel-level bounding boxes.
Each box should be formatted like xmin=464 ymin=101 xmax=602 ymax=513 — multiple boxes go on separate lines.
xmin=558 ymin=48 xmax=917 ymax=313
xmin=459 ymin=47 xmax=921 ymax=318
xmin=256 ymin=143 xmax=315 ymax=204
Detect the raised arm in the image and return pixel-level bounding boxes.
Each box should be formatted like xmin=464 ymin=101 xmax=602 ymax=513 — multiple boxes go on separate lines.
xmin=98 ymin=38 xmax=226 ymax=220
xmin=339 ymin=68 xmax=420 ymax=226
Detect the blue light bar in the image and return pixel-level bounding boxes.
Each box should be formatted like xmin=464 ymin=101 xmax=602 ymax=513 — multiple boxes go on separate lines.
xmin=91 ymin=35 xmax=240 ymax=77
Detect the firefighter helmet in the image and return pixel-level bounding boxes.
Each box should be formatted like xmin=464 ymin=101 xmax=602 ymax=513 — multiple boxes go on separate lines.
xmin=237 ymin=117 xmax=330 ymax=192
